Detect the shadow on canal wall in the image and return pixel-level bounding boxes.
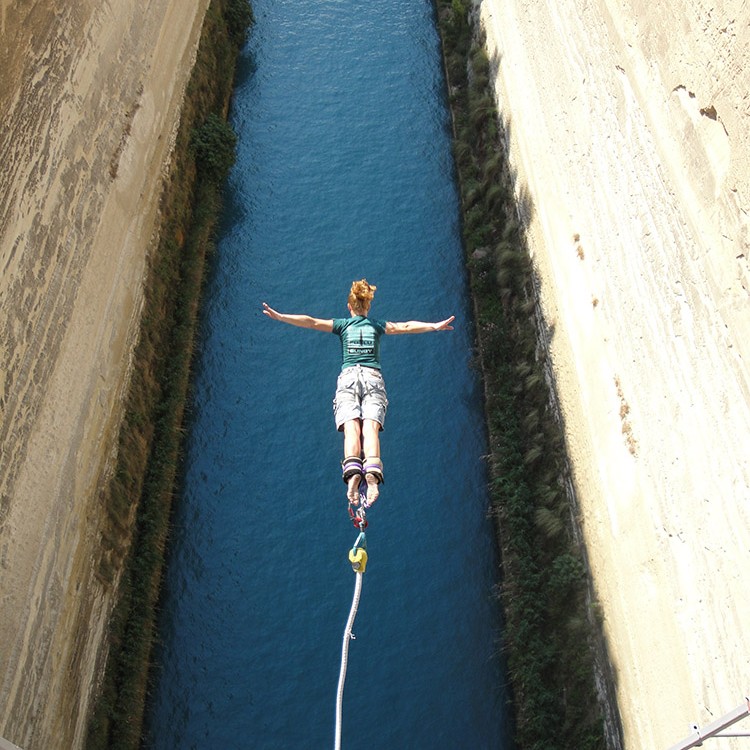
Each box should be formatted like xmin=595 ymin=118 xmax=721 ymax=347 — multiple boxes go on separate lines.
xmin=434 ymin=1 xmax=625 ymax=748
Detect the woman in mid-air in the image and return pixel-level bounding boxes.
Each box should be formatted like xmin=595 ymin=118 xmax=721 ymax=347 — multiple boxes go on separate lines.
xmin=263 ymin=279 xmax=454 ymax=506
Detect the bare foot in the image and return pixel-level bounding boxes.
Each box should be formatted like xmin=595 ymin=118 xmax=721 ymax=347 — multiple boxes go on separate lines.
xmin=365 ymin=473 xmax=380 ymax=505
xmin=347 ymin=474 xmax=362 ymax=505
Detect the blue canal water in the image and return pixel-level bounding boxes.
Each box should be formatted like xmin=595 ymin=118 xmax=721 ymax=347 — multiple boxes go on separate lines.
xmin=146 ymin=1 xmax=513 ymax=747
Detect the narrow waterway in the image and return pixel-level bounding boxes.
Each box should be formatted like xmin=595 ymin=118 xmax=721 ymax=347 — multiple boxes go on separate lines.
xmin=146 ymin=1 xmax=513 ymax=747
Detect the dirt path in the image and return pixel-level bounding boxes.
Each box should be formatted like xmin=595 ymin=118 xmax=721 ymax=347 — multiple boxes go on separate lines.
xmin=479 ymin=0 xmax=750 ymax=746
xmin=0 ymin=2 xmax=209 ymax=747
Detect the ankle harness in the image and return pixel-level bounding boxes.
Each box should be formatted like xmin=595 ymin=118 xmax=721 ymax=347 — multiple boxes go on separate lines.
xmin=363 ymin=456 xmax=384 ymax=484
xmin=341 ymin=456 xmax=363 ymax=483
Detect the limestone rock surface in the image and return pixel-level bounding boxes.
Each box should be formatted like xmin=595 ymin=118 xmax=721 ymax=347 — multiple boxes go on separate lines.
xmin=479 ymin=0 xmax=750 ymax=746
xmin=0 ymin=2 xmax=209 ymax=747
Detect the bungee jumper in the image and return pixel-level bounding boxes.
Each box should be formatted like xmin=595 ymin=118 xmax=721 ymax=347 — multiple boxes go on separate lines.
xmin=262 ymin=278 xmax=454 ymax=506
xmin=263 ymin=279 xmax=453 ymax=747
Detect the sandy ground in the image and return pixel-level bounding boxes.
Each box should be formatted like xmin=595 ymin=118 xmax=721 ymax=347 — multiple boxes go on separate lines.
xmin=478 ymin=0 xmax=750 ymax=746
xmin=0 ymin=1 xmax=209 ymax=747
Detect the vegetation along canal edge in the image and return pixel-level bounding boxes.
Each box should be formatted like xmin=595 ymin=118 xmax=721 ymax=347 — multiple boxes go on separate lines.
xmin=87 ymin=1 xmax=623 ymax=748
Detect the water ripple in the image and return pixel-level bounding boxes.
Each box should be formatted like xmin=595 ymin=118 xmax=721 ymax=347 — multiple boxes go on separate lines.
xmin=146 ymin=1 xmax=513 ymax=748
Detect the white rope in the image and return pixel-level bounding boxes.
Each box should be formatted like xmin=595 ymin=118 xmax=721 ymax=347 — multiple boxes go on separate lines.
xmin=334 ymin=570 xmax=363 ymax=750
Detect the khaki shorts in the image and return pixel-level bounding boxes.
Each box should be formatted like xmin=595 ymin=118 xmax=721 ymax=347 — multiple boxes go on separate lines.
xmin=333 ymin=365 xmax=388 ymax=431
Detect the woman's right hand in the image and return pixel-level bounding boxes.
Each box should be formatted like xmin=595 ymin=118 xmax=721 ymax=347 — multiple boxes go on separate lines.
xmin=433 ymin=316 xmax=455 ymax=331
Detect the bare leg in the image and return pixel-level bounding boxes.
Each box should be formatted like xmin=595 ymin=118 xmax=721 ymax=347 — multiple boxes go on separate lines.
xmin=343 ymin=419 xmax=363 ymax=457
xmin=362 ymin=419 xmax=382 ymax=504
xmin=343 ymin=419 xmax=363 ymax=503
xmin=361 ymin=419 xmax=381 ymax=458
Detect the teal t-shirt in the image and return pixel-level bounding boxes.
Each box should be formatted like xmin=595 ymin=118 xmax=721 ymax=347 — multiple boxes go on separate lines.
xmin=332 ymin=316 xmax=387 ymax=371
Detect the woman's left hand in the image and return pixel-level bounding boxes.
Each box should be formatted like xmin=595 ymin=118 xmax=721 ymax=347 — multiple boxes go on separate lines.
xmin=262 ymin=302 xmax=281 ymax=320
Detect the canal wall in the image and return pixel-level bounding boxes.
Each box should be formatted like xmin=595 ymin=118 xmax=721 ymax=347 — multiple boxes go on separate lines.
xmin=478 ymin=0 xmax=750 ymax=746
xmin=0 ymin=2 xmax=210 ymax=746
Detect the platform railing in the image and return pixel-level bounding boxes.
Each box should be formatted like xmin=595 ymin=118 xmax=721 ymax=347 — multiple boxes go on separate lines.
xmin=668 ymin=697 xmax=750 ymax=750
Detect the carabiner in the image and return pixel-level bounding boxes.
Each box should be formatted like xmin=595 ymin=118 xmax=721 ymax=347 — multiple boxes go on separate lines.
xmin=348 ymin=503 xmax=368 ymax=530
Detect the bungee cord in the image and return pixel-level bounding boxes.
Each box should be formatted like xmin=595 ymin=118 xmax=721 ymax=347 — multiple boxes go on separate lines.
xmin=334 ymin=504 xmax=369 ymax=750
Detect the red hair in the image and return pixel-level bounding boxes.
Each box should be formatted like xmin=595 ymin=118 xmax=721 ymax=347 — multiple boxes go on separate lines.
xmin=348 ymin=279 xmax=376 ymax=315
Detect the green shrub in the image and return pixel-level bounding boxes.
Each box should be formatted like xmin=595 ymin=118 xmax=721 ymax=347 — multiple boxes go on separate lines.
xmin=191 ymin=112 xmax=238 ymax=183
xmin=224 ymin=0 xmax=254 ymax=46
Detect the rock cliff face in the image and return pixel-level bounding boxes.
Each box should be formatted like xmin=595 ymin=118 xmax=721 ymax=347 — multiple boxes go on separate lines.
xmin=479 ymin=0 xmax=750 ymax=746
xmin=0 ymin=2 xmax=209 ymax=747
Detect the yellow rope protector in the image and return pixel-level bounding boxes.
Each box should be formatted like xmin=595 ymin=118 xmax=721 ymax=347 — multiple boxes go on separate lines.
xmin=348 ymin=547 xmax=368 ymax=573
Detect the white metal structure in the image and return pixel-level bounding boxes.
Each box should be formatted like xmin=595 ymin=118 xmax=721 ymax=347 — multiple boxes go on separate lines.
xmin=668 ymin=698 xmax=750 ymax=750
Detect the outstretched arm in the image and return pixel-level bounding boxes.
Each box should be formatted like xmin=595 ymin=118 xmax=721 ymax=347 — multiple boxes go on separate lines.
xmin=385 ymin=316 xmax=455 ymax=335
xmin=262 ymin=302 xmax=333 ymax=332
